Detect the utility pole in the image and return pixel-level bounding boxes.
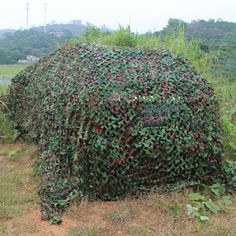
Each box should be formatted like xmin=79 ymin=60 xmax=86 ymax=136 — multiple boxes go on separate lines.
xmin=26 ymin=2 xmax=29 ymax=30
xmin=44 ymin=3 xmax=47 ymax=33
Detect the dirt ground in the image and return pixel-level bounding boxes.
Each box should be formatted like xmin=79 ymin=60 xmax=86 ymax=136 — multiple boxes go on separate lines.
xmin=0 ymin=142 xmax=236 ymax=236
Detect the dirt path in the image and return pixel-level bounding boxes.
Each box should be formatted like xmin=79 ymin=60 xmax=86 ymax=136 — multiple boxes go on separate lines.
xmin=6 ymin=208 xmax=77 ymax=236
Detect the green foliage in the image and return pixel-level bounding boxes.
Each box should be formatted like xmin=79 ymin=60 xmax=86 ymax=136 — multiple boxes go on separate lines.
xmin=187 ymin=184 xmax=231 ymax=221
xmin=0 ymin=65 xmax=29 ymax=141
xmin=209 ymin=183 xmax=226 ymax=197
xmin=0 ymin=147 xmax=25 ymax=159
xmin=223 ymin=161 xmax=236 ymax=193
xmin=210 ymin=76 xmax=236 ymax=160
xmin=137 ymin=27 xmax=214 ymax=75
xmin=0 ymin=47 xmax=11 ymax=64
xmin=0 ymin=86 xmax=17 ymax=140
xmin=80 ymin=26 xmax=104 ymax=42
xmin=160 ymin=18 xmax=236 ymax=79
xmin=0 ymin=106 xmax=17 ymax=140
xmin=221 ymin=117 xmax=236 ymax=159
xmin=100 ymin=26 xmax=137 ymax=47
xmin=168 ymin=202 xmax=180 ymax=214
xmin=188 ymin=192 xmax=206 ymax=201
xmin=9 ymin=43 xmax=224 ymax=223
xmin=79 ymin=25 xmax=137 ymax=48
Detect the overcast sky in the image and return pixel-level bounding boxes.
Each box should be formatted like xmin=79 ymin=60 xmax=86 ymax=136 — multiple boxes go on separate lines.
xmin=1 ymin=0 xmax=236 ymax=32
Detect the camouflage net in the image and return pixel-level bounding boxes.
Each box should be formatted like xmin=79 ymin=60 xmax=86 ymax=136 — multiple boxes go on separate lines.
xmin=8 ymin=43 xmax=224 ymax=223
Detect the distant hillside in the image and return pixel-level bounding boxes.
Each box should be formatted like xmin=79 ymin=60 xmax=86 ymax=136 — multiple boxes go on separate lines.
xmin=0 ymin=29 xmax=71 ymax=64
xmin=0 ymin=29 xmax=16 ymax=38
xmin=32 ymin=20 xmax=87 ymax=37
xmin=158 ymin=19 xmax=236 ymax=78
xmin=0 ymin=20 xmax=110 ymax=64
xmin=0 ymin=20 xmax=87 ymax=64
xmin=1 ymin=18 xmax=236 ymax=77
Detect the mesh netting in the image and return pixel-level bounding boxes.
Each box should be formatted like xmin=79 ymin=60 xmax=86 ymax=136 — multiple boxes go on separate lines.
xmin=8 ymin=43 xmax=223 ymax=223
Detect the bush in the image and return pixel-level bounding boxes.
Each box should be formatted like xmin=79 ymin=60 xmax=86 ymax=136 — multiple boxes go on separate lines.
xmin=79 ymin=25 xmax=137 ymax=47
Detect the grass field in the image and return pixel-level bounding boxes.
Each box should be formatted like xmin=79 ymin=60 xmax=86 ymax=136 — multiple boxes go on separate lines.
xmin=0 ymin=64 xmax=28 ymax=87
xmin=0 ymin=64 xmax=28 ymax=76
xmin=0 ymin=64 xmax=27 ymax=140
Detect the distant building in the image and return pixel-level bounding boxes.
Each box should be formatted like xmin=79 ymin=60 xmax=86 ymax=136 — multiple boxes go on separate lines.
xmin=18 ymin=55 xmax=39 ymax=64
xmin=49 ymin=31 xmax=65 ymax=38
xmin=18 ymin=59 xmax=28 ymax=64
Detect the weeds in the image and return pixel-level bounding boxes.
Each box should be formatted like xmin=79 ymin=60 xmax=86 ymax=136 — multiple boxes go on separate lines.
xmin=67 ymin=197 xmax=89 ymax=220
xmin=0 ymin=83 xmax=12 ymax=140
xmin=0 ymin=144 xmax=38 ymax=224
xmin=0 ymin=147 xmax=26 ymax=158
xmin=186 ymin=184 xmax=232 ymax=221
xmin=168 ymin=202 xmax=181 ymax=214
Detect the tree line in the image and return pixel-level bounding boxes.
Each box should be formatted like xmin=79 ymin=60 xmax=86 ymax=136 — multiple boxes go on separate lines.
xmin=0 ymin=19 xmax=236 ymax=79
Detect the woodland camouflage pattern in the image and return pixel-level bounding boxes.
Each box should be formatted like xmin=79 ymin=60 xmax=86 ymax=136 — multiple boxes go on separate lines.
xmin=8 ymin=43 xmax=224 ymax=223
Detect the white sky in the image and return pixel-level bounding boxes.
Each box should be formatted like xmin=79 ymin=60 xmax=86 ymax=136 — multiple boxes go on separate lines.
xmin=1 ymin=0 xmax=236 ymax=33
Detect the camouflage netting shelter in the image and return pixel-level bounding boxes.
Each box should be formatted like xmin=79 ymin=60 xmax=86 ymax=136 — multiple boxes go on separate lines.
xmin=9 ymin=43 xmax=224 ymax=223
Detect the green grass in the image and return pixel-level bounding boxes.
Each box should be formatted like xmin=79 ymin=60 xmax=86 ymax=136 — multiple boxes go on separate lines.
xmin=0 ymin=64 xmax=27 ymax=86
xmin=0 ymin=155 xmax=37 ymax=221
xmin=0 ymin=65 xmax=22 ymax=141
xmin=0 ymin=171 xmax=28 ymax=219
xmin=0 ymin=147 xmax=27 ymax=159
xmin=0 ymin=64 xmax=28 ymax=89
xmin=0 ymin=143 xmax=38 ymax=235
xmin=0 ymin=84 xmax=8 ymax=93
xmin=0 ymin=64 xmax=28 ymax=76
